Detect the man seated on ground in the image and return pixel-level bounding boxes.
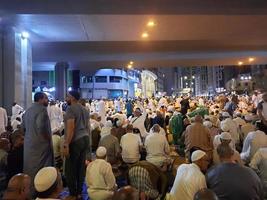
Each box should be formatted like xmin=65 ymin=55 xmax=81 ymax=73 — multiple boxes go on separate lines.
xmin=193 ymin=189 xmax=218 ymax=200
xmin=98 ymin=124 xmax=121 ymax=165
xmin=7 ymin=131 xmax=24 ymax=180
xmin=127 ymin=160 xmax=168 ymax=200
xmin=241 ymin=122 xmax=267 ymax=164
xmin=120 ymin=124 xmax=142 ymax=164
xmin=213 ymin=132 xmax=242 ymax=165
xmin=34 ymin=167 xmax=63 ymax=200
xmin=145 ymin=124 xmax=170 ymax=170
xmin=0 ymin=138 xmax=10 ymax=197
xmin=241 ymin=114 xmax=256 ymax=140
xmin=86 ymin=147 xmax=117 ymax=200
xmin=112 ymin=186 xmax=143 ymax=200
xmin=249 ymin=147 xmax=267 ymax=199
xmin=206 ymin=144 xmax=263 ymax=200
xmin=90 ymin=113 xmax=102 ymax=151
xmin=3 ymin=173 xmax=31 ymax=200
xmin=169 ymin=150 xmax=208 ymax=200
xmin=184 ymin=115 xmax=213 ymax=163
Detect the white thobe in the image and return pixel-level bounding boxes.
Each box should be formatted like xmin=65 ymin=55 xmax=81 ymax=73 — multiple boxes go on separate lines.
xmin=221 ymin=118 xmax=239 ymax=144
xmin=98 ymin=100 xmax=106 ymax=124
xmin=47 ymin=105 xmax=63 ymax=133
xmin=241 ymin=131 xmax=267 ymax=163
xmin=11 ymin=104 xmax=23 ymax=121
xmin=145 ymin=132 xmax=170 ymax=167
xmin=129 ymin=110 xmax=148 ymax=137
xmin=86 ymin=159 xmax=116 ymax=200
xmin=0 ymin=107 xmax=8 ymax=134
xmin=170 ymin=163 xmax=207 ymax=200
xmin=120 ymin=132 xmax=141 ymax=163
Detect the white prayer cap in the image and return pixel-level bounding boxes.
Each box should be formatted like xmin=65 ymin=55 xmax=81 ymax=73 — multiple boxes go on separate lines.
xmin=244 ymin=114 xmax=253 ymax=121
xmin=104 ymin=120 xmax=113 ymax=128
xmin=96 ymin=146 xmax=107 ymax=157
xmin=220 ymin=132 xmax=232 ymax=140
xmin=191 ymin=150 xmax=206 ymax=162
xmin=233 ymin=118 xmax=246 ymax=126
xmin=203 ymin=121 xmax=213 ymax=128
xmin=221 ymin=122 xmax=230 ymax=132
xmin=222 ymin=112 xmax=230 ymax=118
xmin=34 ymin=167 xmax=57 ymax=193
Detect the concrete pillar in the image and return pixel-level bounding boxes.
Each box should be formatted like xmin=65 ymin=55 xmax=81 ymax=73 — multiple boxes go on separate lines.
xmin=0 ymin=27 xmax=32 ymax=114
xmin=55 ymin=62 xmax=69 ymax=100
xmin=0 ymin=32 xmax=3 ymax=107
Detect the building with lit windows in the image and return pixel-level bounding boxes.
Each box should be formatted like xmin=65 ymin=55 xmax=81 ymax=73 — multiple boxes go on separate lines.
xmin=80 ymin=69 xmax=141 ymax=99
xmin=140 ymin=70 xmax=157 ymax=98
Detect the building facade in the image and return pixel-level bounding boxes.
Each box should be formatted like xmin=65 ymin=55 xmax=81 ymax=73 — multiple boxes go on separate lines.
xmin=80 ymin=69 xmax=141 ymax=99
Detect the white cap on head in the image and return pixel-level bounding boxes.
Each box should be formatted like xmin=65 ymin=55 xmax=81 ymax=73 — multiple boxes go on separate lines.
xmin=96 ymin=146 xmax=107 ymax=157
xmin=191 ymin=150 xmax=206 ymax=162
xmin=222 ymin=112 xmax=230 ymax=118
xmin=221 ymin=122 xmax=230 ymax=132
xmin=220 ymin=132 xmax=232 ymax=140
xmin=203 ymin=121 xmax=213 ymax=128
xmin=34 ymin=167 xmax=57 ymax=193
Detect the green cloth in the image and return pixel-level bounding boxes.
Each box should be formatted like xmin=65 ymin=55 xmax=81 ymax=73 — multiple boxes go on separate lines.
xmin=187 ymin=106 xmax=209 ymax=118
xmin=169 ymin=113 xmax=184 ymax=145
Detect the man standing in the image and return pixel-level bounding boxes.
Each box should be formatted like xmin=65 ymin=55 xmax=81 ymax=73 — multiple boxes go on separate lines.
xmin=129 ymin=106 xmax=148 ymax=138
xmin=169 ymin=150 xmax=208 ymax=200
xmin=22 ymin=92 xmax=53 ymax=194
xmin=98 ymin=98 xmax=106 ymax=124
xmin=47 ymin=101 xmax=63 ymax=134
xmin=63 ymin=91 xmax=90 ymax=200
xmin=0 ymin=107 xmax=8 ymax=134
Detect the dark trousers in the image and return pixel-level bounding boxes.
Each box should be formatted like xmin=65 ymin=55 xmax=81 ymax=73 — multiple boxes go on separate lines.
xmin=65 ymin=136 xmax=89 ymax=196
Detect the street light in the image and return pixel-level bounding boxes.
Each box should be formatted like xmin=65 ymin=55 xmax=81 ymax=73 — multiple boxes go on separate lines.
xmin=184 ymin=76 xmax=188 ymax=80
xmin=249 ymin=57 xmax=255 ymax=62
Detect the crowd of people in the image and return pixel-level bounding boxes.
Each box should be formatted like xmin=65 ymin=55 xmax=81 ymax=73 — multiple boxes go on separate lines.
xmin=0 ymin=90 xmax=267 ymax=200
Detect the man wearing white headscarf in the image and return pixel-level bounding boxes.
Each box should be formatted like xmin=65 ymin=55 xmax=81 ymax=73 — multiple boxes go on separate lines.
xmin=100 ymin=121 xmax=113 ymax=138
xmin=145 ymin=124 xmax=170 ymax=168
xmin=86 ymin=147 xmax=117 ymax=200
